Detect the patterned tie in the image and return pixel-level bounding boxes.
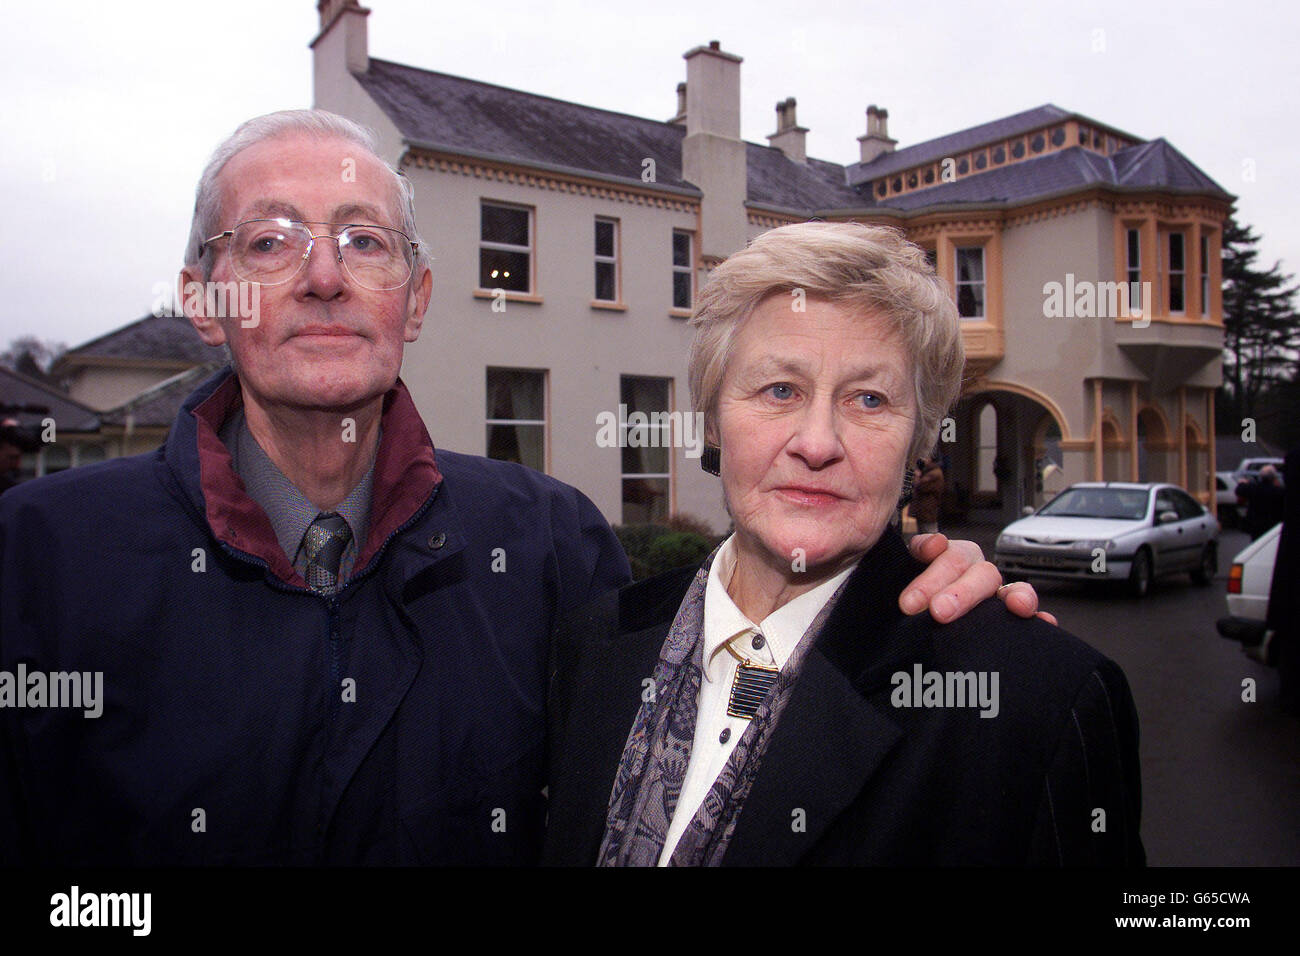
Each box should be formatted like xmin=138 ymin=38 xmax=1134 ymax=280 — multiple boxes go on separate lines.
xmin=302 ymin=512 xmax=353 ymax=595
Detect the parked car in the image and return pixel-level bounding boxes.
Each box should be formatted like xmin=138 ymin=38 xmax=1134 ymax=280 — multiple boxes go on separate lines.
xmin=1231 ymin=457 xmax=1285 ymax=486
xmin=1215 ymin=471 xmax=1239 ymax=526
xmin=1216 ymin=522 xmax=1281 ymax=664
xmin=994 ymin=482 xmax=1219 ymax=597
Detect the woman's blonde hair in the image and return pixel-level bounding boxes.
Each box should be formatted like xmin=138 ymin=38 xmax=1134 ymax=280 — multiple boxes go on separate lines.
xmin=687 ymin=221 xmax=965 ymax=464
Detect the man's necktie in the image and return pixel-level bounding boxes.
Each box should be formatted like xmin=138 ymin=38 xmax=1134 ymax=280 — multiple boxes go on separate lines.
xmin=303 ymin=512 xmax=353 ymax=595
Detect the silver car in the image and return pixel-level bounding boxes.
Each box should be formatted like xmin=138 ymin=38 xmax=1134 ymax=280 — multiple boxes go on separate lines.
xmin=994 ymin=482 xmax=1219 ymax=597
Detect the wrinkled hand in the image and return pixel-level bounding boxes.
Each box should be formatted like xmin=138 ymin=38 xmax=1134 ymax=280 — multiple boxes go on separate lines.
xmin=901 ymin=533 xmax=1059 ymax=626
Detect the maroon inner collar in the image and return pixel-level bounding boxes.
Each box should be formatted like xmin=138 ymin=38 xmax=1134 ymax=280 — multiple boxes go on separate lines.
xmin=191 ymin=373 xmax=442 ymax=585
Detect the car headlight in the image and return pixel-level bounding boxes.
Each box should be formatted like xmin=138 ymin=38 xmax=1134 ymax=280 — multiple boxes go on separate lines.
xmin=998 ymin=534 xmax=1023 ymax=548
xmin=1077 ymin=539 xmax=1113 ymax=552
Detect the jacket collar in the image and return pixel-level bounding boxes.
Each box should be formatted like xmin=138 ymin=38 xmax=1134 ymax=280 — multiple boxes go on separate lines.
xmin=164 ymin=365 xmax=443 ymax=586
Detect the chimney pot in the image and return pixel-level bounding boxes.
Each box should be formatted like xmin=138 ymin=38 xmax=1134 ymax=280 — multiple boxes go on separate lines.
xmin=768 ymin=95 xmax=808 ymax=162
xmin=858 ymin=103 xmax=897 ymax=164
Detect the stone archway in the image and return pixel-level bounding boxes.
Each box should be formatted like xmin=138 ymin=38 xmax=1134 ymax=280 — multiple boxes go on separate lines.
xmin=1137 ymin=405 xmax=1171 ymax=483
xmin=951 ymin=387 xmax=1069 ymax=525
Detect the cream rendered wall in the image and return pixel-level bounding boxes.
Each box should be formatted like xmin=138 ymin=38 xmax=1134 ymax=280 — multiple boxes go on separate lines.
xmin=65 ymin=366 xmax=177 ymax=412
xmin=397 ymin=162 xmax=729 ymax=531
xmin=1002 ymin=206 xmax=1120 ymax=441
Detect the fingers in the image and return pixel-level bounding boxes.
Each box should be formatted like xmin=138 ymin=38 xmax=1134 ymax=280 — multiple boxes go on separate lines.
xmin=899 ymin=537 xmax=995 ymax=620
xmin=997 ymin=581 xmax=1036 ymax=618
xmin=999 ymin=581 xmax=1061 ymax=626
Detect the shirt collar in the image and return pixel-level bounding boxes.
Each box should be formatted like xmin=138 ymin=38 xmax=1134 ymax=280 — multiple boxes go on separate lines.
xmin=701 ymin=534 xmax=859 ymax=683
xmin=221 ymin=406 xmax=375 ymax=566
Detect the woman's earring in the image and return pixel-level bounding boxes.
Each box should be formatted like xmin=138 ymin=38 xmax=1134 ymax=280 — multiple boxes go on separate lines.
xmin=896 ymin=466 xmax=914 ymax=510
xmin=701 ymin=444 xmax=721 ymax=476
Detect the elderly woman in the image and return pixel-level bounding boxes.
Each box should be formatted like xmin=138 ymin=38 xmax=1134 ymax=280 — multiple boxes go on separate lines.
xmin=544 ymin=222 xmax=1143 ymax=866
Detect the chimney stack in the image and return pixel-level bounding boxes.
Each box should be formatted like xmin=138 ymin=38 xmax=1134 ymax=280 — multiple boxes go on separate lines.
xmin=767 ymin=97 xmax=808 ymax=163
xmin=680 ymin=40 xmax=747 ymax=262
xmin=669 ymin=82 xmax=687 ymax=125
xmin=311 ymin=0 xmax=370 ymax=107
xmin=858 ymin=104 xmax=897 ymax=164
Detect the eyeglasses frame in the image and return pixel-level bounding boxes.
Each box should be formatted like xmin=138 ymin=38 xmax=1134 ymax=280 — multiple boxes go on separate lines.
xmin=199 ymin=218 xmax=421 ymax=291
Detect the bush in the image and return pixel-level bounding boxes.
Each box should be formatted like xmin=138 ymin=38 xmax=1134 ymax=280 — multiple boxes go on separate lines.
xmin=613 ymin=515 xmax=724 ymax=580
xmin=644 ymin=531 xmax=714 ymax=577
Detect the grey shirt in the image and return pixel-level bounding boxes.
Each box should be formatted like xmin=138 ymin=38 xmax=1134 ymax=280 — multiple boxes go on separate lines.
xmin=219 ymin=407 xmax=375 ymax=584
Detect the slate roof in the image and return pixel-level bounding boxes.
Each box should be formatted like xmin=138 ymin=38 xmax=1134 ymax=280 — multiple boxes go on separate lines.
xmin=843 ymin=104 xmax=1116 ymax=185
xmin=846 ymin=141 xmax=1232 ymax=213
xmin=100 ymin=363 xmax=224 ymax=429
xmin=356 ymin=59 xmax=696 ymax=193
xmin=57 ymin=313 xmax=227 ymax=367
xmin=0 ymin=366 xmax=100 ymax=433
xmin=745 ymin=144 xmax=862 ymax=212
xmin=354 ymin=61 xmax=1230 ymax=217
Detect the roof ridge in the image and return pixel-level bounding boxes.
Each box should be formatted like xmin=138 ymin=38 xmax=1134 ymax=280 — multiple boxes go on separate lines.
xmin=61 ymin=311 xmax=185 ymax=357
xmin=0 ymin=364 xmax=100 ymax=413
xmin=368 ymin=57 xmax=686 ymax=132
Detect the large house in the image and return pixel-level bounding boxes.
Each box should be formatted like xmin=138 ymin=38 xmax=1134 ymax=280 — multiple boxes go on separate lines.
xmin=310 ymin=0 xmax=1231 ymax=529
xmin=8 ymin=2 xmax=1232 ymax=528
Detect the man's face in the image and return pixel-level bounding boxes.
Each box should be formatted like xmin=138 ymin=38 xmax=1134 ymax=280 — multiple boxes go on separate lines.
xmin=183 ymin=133 xmax=432 ymax=413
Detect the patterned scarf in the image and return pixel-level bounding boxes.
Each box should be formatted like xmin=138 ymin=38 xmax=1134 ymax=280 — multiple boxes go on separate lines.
xmin=597 ymin=550 xmax=851 ymax=866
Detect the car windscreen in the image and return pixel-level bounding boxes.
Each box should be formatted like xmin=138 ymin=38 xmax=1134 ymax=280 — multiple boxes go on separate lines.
xmin=1037 ymin=488 xmax=1149 ymax=520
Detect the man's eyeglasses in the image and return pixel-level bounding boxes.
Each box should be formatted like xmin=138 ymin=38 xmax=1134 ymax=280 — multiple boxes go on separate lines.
xmin=200 ymin=218 xmax=419 ymax=292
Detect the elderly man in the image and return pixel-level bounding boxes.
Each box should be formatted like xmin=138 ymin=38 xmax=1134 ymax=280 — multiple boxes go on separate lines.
xmin=0 ymin=109 xmax=1044 ymax=865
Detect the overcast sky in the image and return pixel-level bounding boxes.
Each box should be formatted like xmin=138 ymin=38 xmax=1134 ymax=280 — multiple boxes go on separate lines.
xmin=1 ymin=0 xmax=1296 ymax=351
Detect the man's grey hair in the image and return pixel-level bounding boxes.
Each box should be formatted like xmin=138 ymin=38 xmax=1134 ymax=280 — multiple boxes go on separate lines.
xmin=183 ymin=109 xmax=431 ymax=280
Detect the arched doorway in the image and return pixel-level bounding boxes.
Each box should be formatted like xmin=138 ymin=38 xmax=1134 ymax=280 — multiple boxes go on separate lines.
xmin=1136 ymin=406 xmax=1171 ymax=483
xmin=951 ymin=387 xmax=1069 ymax=525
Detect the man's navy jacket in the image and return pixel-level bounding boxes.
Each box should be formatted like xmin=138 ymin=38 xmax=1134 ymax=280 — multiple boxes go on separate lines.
xmin=0 ymin=366 xmax=630 ymax=864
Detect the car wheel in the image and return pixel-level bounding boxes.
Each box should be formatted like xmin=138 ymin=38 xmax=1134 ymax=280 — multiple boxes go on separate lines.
xmin=1191 ymin=543 xmax=1217 ymax=586
xmin=1128 ymin=548 xmax=1152 ymax=598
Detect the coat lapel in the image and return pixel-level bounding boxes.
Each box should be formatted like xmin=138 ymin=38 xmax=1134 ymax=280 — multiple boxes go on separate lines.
xmin=723 ymin=528 xmax=924 ymax=866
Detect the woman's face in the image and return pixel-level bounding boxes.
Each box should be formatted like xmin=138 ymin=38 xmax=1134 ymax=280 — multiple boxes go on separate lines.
xmin=716 ymin=293 xmax=917 ymax=577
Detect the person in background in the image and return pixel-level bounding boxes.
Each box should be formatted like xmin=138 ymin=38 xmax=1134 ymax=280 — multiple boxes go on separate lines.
xmin=0 ymin=420 xmax=34 ymax=496
xmin=1236 ymin=465 xmax=1285 ymax=540
xmin=911 ymin=455 xmax=945 ymax=535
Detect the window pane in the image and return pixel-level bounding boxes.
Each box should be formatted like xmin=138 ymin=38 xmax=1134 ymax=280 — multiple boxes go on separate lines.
xmin=672 ymin=271 xmax=692 ymax=309
xmin=956 ymin=247 xmax=984 ymax=282
xmin=481 ymin=204 xmax=529 ymax=246
xmin=1169 ymin=233 xmax=1184 ymax=271
xmin=622 ymin=439 xmax=669 ymax=475
xmin=487 ymin=423 xmax=544 ymax=472
xmin=595 ymin=220 xmax=615 ymax=257
xmin=595 ymin=261 xmax=616 ymax=301
xmin=480 ymin=249 xmax=530 ymax=292
xmin=621 ymin=375 xmax=671 ymax=477
xmin=1169 ymin=276 xmax=1184 ymax=312
xmin=672 ymin=231 xmax=691 ymax=267
xmin=486 ymin=368 xmax=544 ymax=420
xmin=623 ymin=477 xmax=669 ymax=524
xmin=957 ymin=283 xmax=984 ymax=318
